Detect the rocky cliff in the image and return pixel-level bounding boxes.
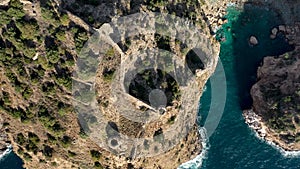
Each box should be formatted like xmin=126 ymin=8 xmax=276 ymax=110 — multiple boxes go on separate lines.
xmin=244 ymin=21 xmax=300 ymax=151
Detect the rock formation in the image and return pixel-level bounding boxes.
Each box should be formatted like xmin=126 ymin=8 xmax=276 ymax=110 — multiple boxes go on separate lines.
xmin=249 ymin=36 xmax=258 ymax=46
xmin=244 ymin=22 xmax=300 ymax=151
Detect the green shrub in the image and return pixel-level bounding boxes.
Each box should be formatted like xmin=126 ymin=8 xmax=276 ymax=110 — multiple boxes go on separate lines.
xmin=102 ymin=68 xmax=115 ymax=82
xmin=23 ymin=152 xmax=32 ymax=161
xmin=68 ymin=150 xmax=77 ymax=157
xmin=5 ymin=70 xmax=18 ymax=84
xmin=55 ymin=30 xmax=66 ymax=42
xmin=22 ymin=87 xmax=33 ymax=100
xmin=15 ymin=20 xmax=39 ymax=40
xmin=75 ymin=31 xmax=88 ymax=53
xmin=79 ymin=129 xmax=88 ymax=139
xmin=94 ymin=162 xmax=103 ymax=169
xmin=47 ymin=49 xmax=60 ymax=64
xmin=0 ymin=11 xmax=11 ymax=26
xmin=56 ymin=75 xmax=72 ymax=90
xmin=60 ymin=14 xmax=70 ymax=26
xmin=61 ymin=135 xmax=72 ymax=148
xmin=3 ymin=122 xmax=9 ymax=127
xmin=16 ymin=133 xmax=26 ymax=145
xmin=10 ymin=109 xmax=22 ymax=118
xmin=167 ymin=115 xmax=176 ymax=124
xmin=28 ymin=132 xmax=40 ymax=144
xmin=41 ymin=7 xmax=60 ymax=27
xmin=38 ymin=107 xmax=64 ymax=134
xmin=43 ymin=145 xmax=53 ymax=157
xmin=26 ymin=140 xmax=39 ymax=154
xmin=2 ymin=91 xmax=11 ymax=105
xmin=90 ymin=150 xmax=101 ymax=160
xmin=51 ymin=162 xmax=57 ymax=166
xmin=7 ymin=0 xmax=25 ymax=19
xmin=17 ymin=147 xmax=24 ymax=155
xmin=46 ymin=133 xmax=57 ymax=144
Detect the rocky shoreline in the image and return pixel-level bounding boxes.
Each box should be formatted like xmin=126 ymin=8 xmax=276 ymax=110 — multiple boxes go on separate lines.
xmin=200 ymin=0 xmax=244 ymax=34
xmin=0 ymin=132 xmax=11 ymax=161
xmin=0 ymin=144 xmax=12 ymax=160
xmin=243 ymin=110 xmax=300 ymax=154
xmin=243 ymin=110 xmax=267 ymax=138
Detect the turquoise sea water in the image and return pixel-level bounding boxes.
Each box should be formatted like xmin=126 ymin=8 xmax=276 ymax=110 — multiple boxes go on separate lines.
xmin=197 ymin=5 xmax=300 ymax=169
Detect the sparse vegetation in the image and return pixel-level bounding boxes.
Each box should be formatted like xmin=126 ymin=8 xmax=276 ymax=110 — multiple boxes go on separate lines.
xmin=94 ymin=161 xmax=104 ymax=169
xmin=16 ymin=133 xmax=26 ymax=145
xmin=61 ymin=135 xmax=72 ymax=148
xmin=167 ymin=115 xmax=176 ymax=124
xmin=68 ymin=150 xmax=77 ymax=157
xmin=90 ymin=150 xmax=101 ymax=160
xmin=23 ymin=152 xmax=32 ymax=161
xmin=128 ymin=69 xmax=181 ymax=107
xmin=43 ymin=145 xmax=53 ymax=157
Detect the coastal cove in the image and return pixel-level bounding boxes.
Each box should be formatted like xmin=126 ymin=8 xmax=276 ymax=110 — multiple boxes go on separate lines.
xmin=196 ymin=4 xmax=300 ymax=169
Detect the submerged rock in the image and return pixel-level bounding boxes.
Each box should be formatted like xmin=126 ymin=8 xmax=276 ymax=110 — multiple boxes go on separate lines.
xmin=272 ymin=27 xmax=278 ymax=35
xmin=249 ymin=36 xmax=258 ymax=46
xmin=270 ymin=27 xmax=278 ymax=39
xmin=279 ymin=25 xmax=286 ymax=32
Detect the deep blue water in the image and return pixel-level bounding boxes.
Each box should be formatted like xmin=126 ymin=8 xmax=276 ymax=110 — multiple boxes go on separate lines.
xmin=198 ymin=4 xmax=300 ymax=169
xmin=0 ymin=151 xmax=24 ymax=169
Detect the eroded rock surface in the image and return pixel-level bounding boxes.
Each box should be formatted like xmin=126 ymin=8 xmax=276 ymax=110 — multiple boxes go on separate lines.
xmin=245 ymin=22 xmax=300 ymax=151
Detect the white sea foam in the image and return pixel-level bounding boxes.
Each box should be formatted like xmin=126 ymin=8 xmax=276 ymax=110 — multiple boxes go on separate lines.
xmin=227 ymin=2 xmax=237 ymax=7
xmin=266 ymin=139 xmax=300 ymax=158
xmin=250 ymin=128 xmax=300 ymax=158
xmin=177 ymin=127 xmax=210 ymax=169
xmin=0 ymin=145 xmax=12 ymax=161
xmin=203 ymin=85 xmax=207 ymax=93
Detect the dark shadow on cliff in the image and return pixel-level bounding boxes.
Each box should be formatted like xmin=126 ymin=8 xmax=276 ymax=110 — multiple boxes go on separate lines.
xmin=60 ymin=0 xmax=210 ymax=30
xmin=218 ymin=2 xmax=295 ymax=110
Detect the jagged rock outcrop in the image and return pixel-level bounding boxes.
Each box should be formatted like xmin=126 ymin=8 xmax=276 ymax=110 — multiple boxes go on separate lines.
xmin=249 ymin=36 xmax=258 ymax=46
xmin=245 ymin=22 xmax=300 ymax=151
